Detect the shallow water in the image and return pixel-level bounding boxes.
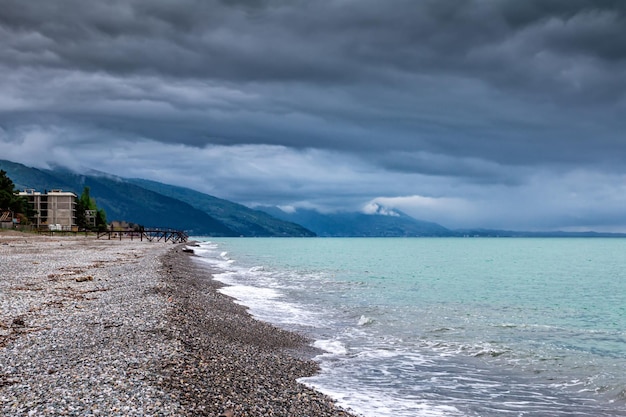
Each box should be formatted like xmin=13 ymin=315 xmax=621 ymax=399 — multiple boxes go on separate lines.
xmin=192 ymin=238 xmax=626 ymax=416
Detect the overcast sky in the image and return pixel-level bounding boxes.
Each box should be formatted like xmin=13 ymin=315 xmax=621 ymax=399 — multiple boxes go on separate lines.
xmin=1 ymin=0 xmax=626 ymax=231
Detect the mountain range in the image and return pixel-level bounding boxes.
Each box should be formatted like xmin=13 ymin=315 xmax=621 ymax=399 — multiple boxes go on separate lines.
xmin=0 ymin=160 xmax=313 ymax=237
xmin=258 ymin=204 xmax=452 ymax=237
xmin=3 ymin=159 xmax=626 ymax=238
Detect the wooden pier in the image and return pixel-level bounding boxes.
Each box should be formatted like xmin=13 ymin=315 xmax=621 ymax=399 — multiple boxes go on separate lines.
xmin=96 ymin=229 xmax=189 ymax=243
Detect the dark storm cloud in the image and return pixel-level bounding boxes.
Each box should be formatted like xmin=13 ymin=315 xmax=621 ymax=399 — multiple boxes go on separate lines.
xmin=4 ymin=1 xmax=626 ymax=81
xmin=2 ymin=0 xmax=626 ymax=230
xmin=2 ymin=0 xmax=624 ymax=167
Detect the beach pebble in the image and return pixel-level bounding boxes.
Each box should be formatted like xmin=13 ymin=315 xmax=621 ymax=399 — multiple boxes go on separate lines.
xmin=0 ymin=233 xmax=356 ymax=417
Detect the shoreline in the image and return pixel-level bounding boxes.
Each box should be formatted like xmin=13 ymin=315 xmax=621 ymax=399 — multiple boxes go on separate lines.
xmin=159 ymin=246 xmax=355 ymax=416
xmin=0 ymin=232 xmax=356 ymax=416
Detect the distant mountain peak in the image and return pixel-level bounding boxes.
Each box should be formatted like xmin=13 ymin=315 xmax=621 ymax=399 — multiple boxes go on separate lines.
xmin=362 ymin=202 xmax=401 ymax=217
xmin=277 ymin=205 xmax=297 ymax=214
xmin=258 ymin=205 xmax=451 ymax=237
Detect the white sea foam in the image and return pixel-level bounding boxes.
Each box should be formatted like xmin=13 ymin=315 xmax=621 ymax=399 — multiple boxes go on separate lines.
xmin=218 ymin=283 xmax=317 ymax=325
xmin=218 ymin=284 xmax=281 ymax=303
xmin=300 ymin=375 xmax=465 ymax=417
xmin=249 ymin=265 xmax=265 ymax=272
xmin=188 ymin=243 xmax=216 ymax=257
xmin=354 ymin=348 xmax=401 ymax=360
xmin=209 ymin=261 xmax=322 ymax=327
xmin=357 ymin=315 xmax=374 ymax=326
xmin=313 ymin=339 xmax=348 ymax=356
xmin=194 ymin=255 xmax=234 ymax=272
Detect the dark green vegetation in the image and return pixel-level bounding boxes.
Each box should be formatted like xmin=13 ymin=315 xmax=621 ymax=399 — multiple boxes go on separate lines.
xmin=0 ymin=169 xmax=30 ymax=219
xmin=75 ymin=186 xmax=108 ymax=231
xmin=0 ymin=160 xmax=313 ymax=236
xmin=127 ymin=178 xmax=315 ymax=237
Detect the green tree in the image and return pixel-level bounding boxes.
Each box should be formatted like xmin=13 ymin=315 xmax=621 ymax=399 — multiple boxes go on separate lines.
xmin=76 ymin=186 xmax=107 ymax=231
xmin=79 ymin=186 xmax=95 ymax=210
xmin=96 ymin=208 xmax=107 ymax=231
xmin=0 ymin=170 xmax=28 ymax=216
xmin=75 ymin=198 xmax=87 ymax=229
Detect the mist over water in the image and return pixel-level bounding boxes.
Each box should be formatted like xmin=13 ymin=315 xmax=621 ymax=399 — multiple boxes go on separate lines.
xmin=193 ymin=238 xmax=626 ymax=417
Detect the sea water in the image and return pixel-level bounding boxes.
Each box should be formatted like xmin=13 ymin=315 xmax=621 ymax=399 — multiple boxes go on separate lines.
xmin=191 ymin=238 xmax=626 ymax=416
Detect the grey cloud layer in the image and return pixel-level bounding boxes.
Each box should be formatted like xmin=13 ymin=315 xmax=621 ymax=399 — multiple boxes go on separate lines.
xmin=4 ymin=1 xmax=625 ymax=89
xmin=1 ymin=0 xmax=626 ymax=229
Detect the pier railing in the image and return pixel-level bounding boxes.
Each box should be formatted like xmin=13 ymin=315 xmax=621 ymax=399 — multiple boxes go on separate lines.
xmin=96 ymin=229 xmax=189 ymax=243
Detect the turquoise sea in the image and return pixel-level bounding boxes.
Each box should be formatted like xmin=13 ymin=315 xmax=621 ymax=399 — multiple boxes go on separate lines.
xmin=192 ymin=238 xmax=626 ymax=416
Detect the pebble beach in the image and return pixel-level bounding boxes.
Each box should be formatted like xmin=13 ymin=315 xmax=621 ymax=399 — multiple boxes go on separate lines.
xmin=0 ymin=232 xmax=356 ymax=417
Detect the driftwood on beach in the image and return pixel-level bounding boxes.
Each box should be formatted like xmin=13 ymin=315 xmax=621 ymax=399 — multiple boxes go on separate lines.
xmin=0 ymin=232 xmax=354 ymax=417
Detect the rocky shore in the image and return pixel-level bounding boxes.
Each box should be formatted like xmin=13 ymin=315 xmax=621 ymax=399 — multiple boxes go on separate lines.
xmin=0 ymin=232 xmax=356 ymax=417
